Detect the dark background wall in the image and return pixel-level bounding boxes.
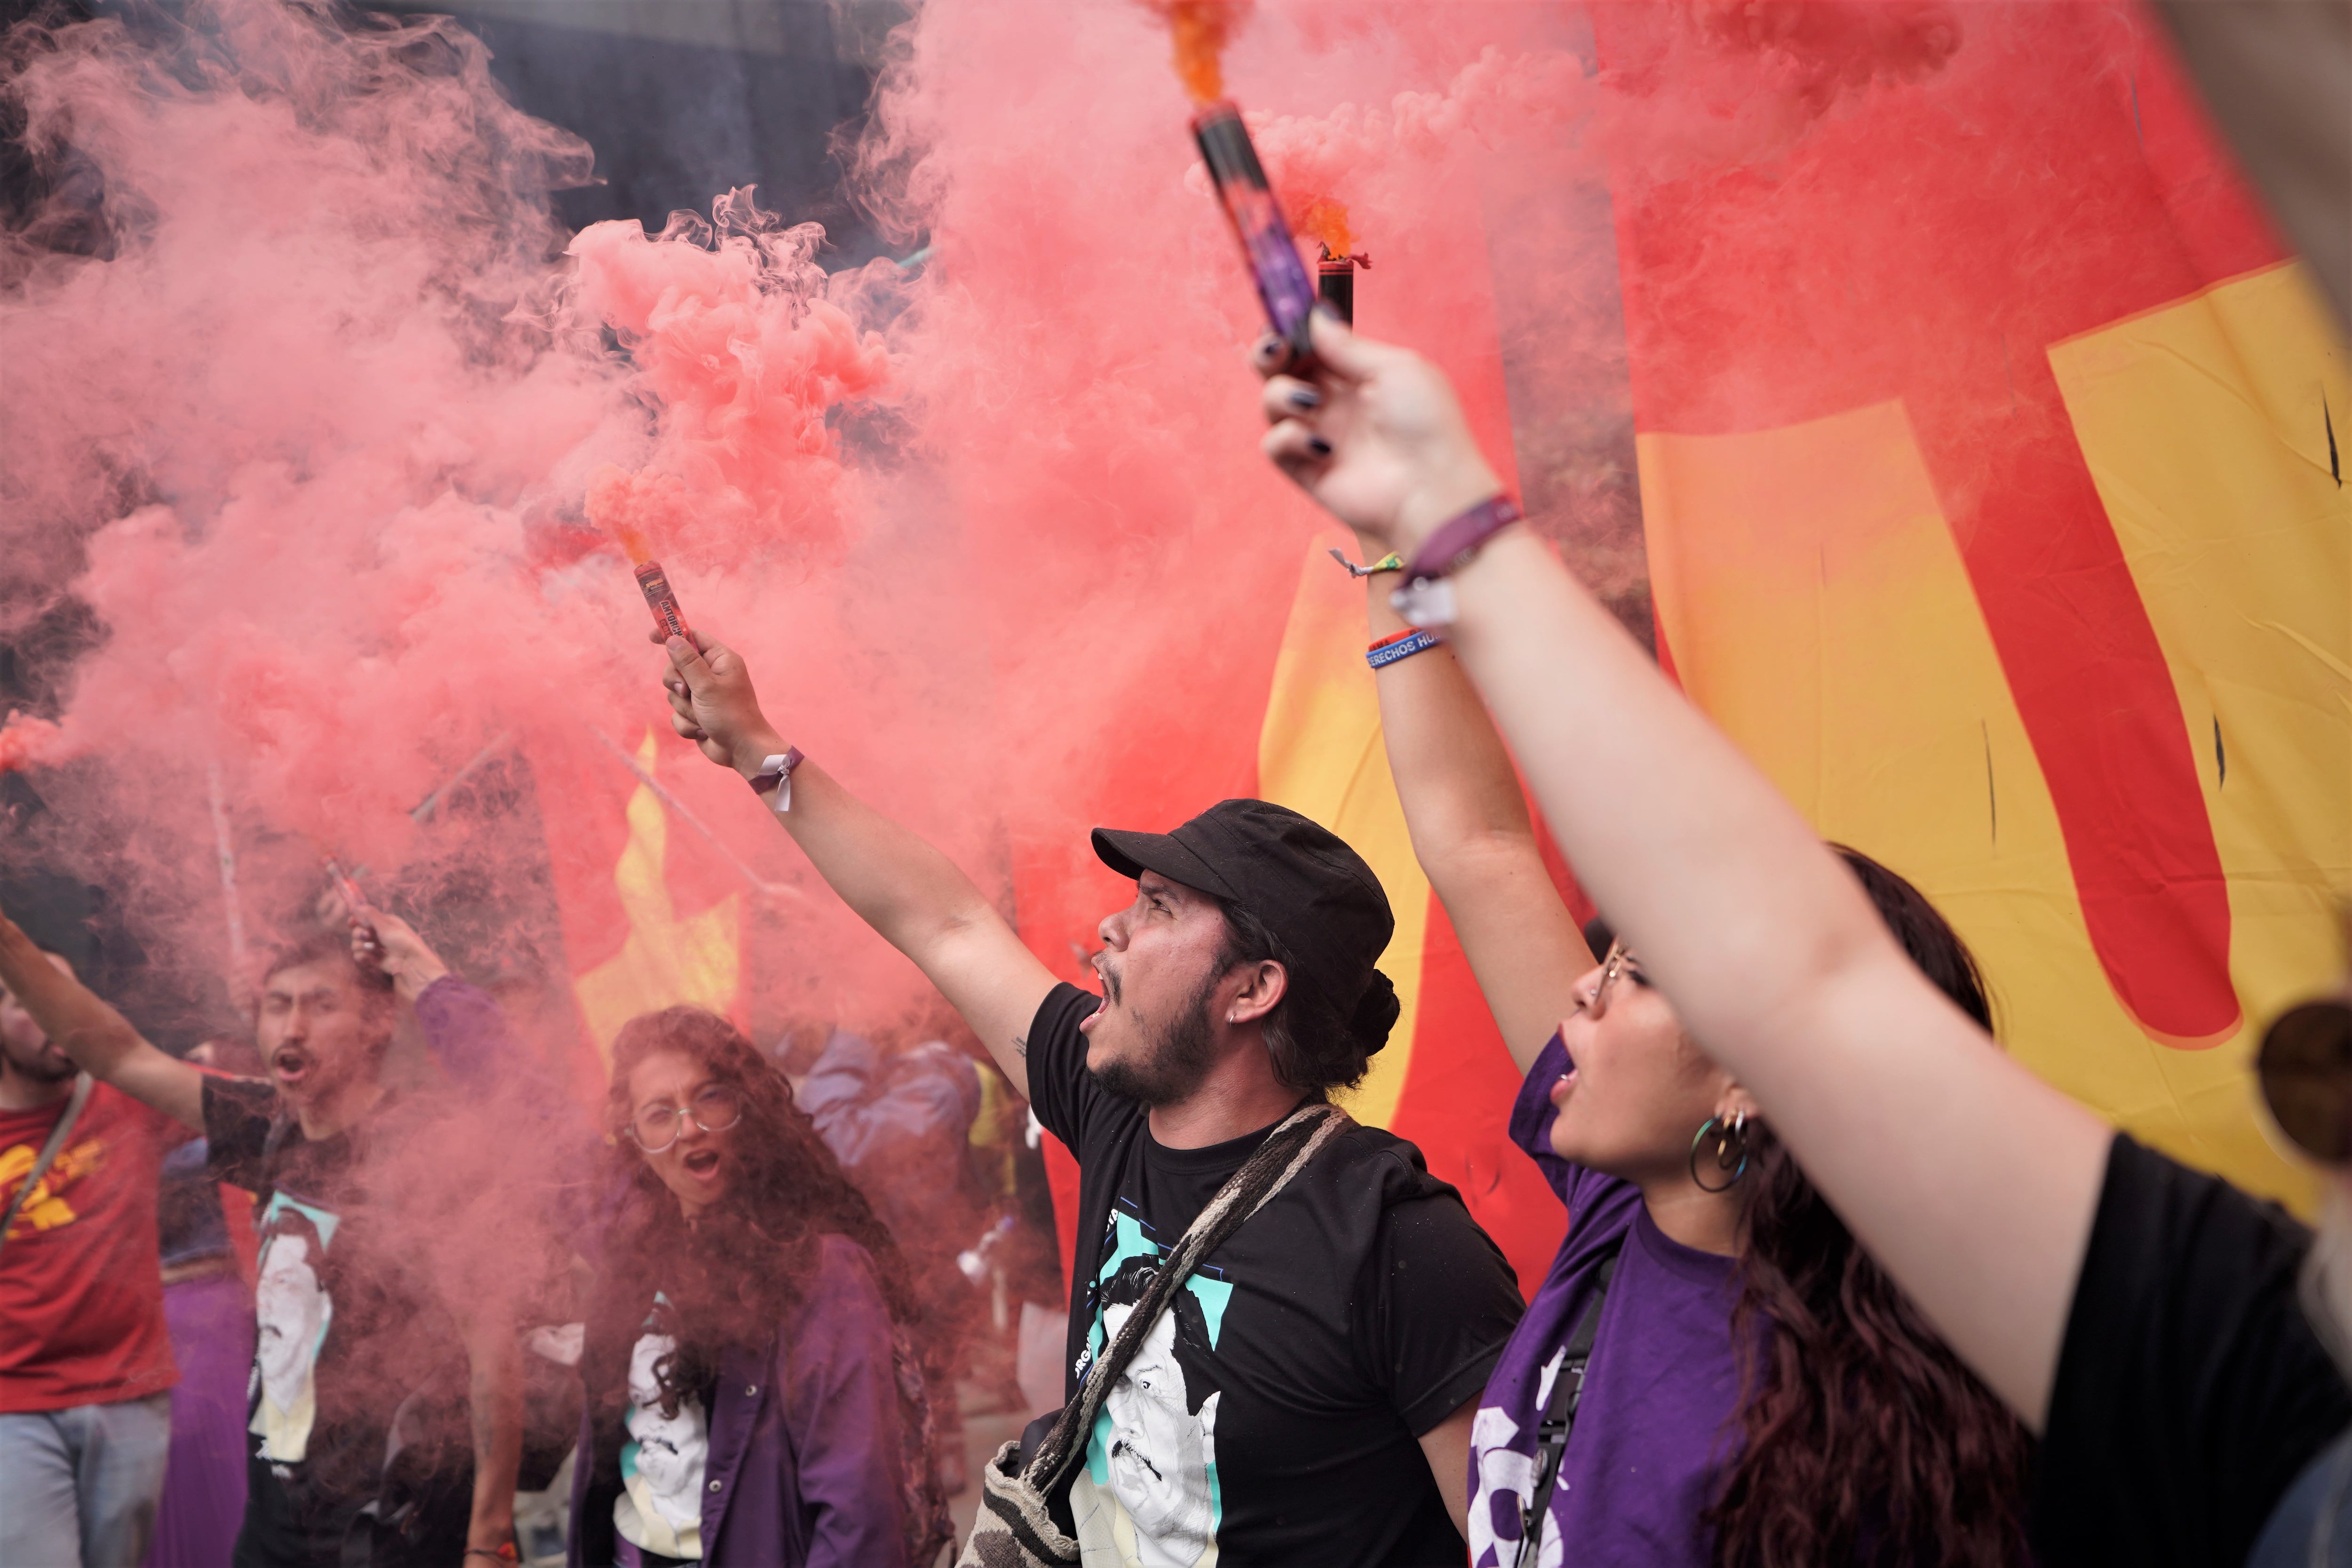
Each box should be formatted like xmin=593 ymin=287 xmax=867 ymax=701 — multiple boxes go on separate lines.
xmin=390 ymin=0 xmax=909 ymax=261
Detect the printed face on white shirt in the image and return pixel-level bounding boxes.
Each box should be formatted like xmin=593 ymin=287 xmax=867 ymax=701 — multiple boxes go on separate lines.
xmin=626 ymin=1331 xmax=709 ymax=1532
xmin=1097 ymin=1299 xmax=1220 ymax=1566
xmin=255 ymin=1232 xmax=326 ymax=1416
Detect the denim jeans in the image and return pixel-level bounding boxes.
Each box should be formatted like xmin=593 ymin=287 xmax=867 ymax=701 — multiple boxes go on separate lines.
xmin=0 ymin=1393 xmax=174 ymax=1568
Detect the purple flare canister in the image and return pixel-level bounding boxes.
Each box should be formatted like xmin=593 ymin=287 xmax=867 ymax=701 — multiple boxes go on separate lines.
xmin=1191 ymin=100 xmax=1320 ymax=368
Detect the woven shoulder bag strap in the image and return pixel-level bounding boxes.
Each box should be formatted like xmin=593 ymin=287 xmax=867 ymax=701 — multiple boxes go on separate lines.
xmin=0 ymin=1072 xmax=94 ymax=1262
xmin=1021 ymin=1101 xmax=1350 ymax=1496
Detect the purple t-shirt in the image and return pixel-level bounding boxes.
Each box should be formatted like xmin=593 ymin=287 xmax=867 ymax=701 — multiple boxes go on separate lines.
xmin=1468 ymin=1032 xmax=1744 ymax=1568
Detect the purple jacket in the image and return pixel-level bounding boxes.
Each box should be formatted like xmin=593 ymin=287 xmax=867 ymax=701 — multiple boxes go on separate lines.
xmin=568 ymin=1233 xmax=911 ymax=1568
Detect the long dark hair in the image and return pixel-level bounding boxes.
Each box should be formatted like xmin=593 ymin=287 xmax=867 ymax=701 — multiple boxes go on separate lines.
xmin=591 ymin=1006 xmax=912 ymax=1419
xmin=1704 ymin=847 xmax=2034 ymax=1568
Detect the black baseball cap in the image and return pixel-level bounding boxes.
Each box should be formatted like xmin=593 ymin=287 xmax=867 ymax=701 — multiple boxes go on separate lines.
xmin=1091 ymin=799 xmax=1400 ymax=1053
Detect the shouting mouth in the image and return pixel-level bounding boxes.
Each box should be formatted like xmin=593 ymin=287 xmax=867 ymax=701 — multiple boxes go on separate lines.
xmin=270 ymin=1047 xmax=314 ymax=1090
xmin=680 ymin=1148 xmax=722 ymax=1181
xmin=1082 ymin=957 xmax=1122 ymax=1033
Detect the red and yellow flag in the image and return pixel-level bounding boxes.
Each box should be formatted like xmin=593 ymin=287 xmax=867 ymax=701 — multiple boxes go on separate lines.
xmin=1033 ymin=3 xmax=2346 ymax=1294
xmin=1593 ymin=1 xmax=2347 ymax=1210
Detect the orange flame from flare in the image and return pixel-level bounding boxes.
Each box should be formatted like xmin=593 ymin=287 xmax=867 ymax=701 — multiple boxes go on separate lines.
xmin=1296 ymin=196 xmax=1355 ymax=259
xmin=1141 ymin=0 xmax=1251 ymax=105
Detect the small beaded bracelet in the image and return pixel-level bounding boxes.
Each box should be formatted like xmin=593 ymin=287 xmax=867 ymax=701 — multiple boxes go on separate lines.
xmin=1367 ymin=628 xmax=1443 ymax=669
xmin=1328 ymin=547 xmax=1406 ymax=579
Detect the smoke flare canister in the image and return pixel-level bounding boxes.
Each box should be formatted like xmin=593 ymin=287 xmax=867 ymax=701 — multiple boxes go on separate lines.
xmin=635 ymin=559 xmax=691 ymax=640
xmin=1317 ymin=251 xmax=1356 ymax=325
xmin=324 ymin=859 xmax=369 ymax=921
xmin=324 ymin=858 xmax=389 ymax=980
xmin=1191 ymin=101 xmax=1319 ymax=367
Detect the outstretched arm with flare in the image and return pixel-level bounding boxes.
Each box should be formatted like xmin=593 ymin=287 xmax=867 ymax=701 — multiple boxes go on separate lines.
xmin=654 ymin=630 xmax=1054 ymax=1100
xmin=0 ymin=907 xmax=203 ymax=1130
xmin=1249 ymin=311 xmax=2111 ymax=1431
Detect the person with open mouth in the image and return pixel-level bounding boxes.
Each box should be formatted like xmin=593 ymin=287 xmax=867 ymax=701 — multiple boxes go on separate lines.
xmin=1331 ymin=517 xmax=2041 ymax=1568
xmin=0 ymin=900 xmax=543 ymax=1568
xmin=567 ymin=1004 xmax=943 ymax=1568
xmin=654 ymin=621 xmax=1527 ymax=1568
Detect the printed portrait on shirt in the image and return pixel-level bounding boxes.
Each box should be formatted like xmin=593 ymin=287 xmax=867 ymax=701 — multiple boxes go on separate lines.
xmin=250 ymin=1194 xmax=339 ymax=1463
xmin=617 ymin=1319 xmax=708 ymax=1560
xmin=1072 ymin=1206 xmax=1233 ymax=1568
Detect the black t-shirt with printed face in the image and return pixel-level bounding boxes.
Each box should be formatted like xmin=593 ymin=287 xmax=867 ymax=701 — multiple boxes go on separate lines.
xmin=1025 ymin=983 xmax=1525 ymax=1568
xmin=205 ymin=1076 xmax=477 ymax=1566
xmin=2034 ymin=1133 xmax=2352 ymax=1567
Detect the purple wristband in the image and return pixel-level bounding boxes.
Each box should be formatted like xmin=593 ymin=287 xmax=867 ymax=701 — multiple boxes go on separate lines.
xmin=1400 ymin=494 xmax=1523 ymax=583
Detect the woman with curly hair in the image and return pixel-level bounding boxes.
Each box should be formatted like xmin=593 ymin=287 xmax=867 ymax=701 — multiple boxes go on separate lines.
xmin=569 ymin=1006 xmax=938 ymax=1568
xmin=1351 ymin=575 xmax=2032 ymax=1567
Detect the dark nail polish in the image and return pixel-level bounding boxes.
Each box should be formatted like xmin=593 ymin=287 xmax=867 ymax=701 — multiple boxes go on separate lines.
xmin=1289 ymin=387 xmax=1322 ymax=411
xmin=1307 ymin=436 xmax=1334 ymax=457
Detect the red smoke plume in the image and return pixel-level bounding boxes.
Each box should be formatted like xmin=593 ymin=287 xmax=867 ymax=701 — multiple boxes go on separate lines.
xmin=0 ymin=0 xmax=2015 ymax=1442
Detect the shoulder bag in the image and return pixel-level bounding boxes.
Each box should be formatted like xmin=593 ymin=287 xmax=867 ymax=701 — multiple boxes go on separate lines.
xmin=1514 ymin=1241 xmax=1622 ymax=1568
xmin=955 ymin=1100 xmax=1351 ymax=1568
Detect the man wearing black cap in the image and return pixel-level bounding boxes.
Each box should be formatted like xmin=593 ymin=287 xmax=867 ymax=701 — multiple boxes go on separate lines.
xmin=660 ymin=632 xmax=1524 ymax=1566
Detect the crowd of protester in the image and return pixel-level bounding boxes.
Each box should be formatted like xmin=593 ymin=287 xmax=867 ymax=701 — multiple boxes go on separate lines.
xmin=4 ymin=263 xmax=2349 ymax=1568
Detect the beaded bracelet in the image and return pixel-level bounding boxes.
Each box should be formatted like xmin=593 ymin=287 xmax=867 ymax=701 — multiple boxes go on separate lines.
xmin=1367 ymin=629 xmax=1442 ymax=669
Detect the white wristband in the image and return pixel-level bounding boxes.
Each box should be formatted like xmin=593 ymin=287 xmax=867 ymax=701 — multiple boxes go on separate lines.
xmin=748 ymin=748 xmax=803 ymax=815
xmin=1388 ymin=576 xmax=1458 ymax=630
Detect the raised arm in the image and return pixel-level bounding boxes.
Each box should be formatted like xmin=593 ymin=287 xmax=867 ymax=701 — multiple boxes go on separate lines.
xmin=0 ymin=907 xmax=203 ymax=1130
xmin=656 ymin=632 xmax=1052 ymax=1099
xmin=453 ymin=1284 xmax=525 ymax=1566
xmin=1360 ymin=563 xmax=1592 ymax=1070
xmin=1253 ymin=313 xmax=2111 ymax=1431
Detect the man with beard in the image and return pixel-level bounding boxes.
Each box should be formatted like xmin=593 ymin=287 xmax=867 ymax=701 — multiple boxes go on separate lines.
xmin=0 ymin=909 xmax=530 ymax=1568
xmin=0 ymin=944 xmax=179 ymax=1568
xmin=657 ymin=630 xmax=1525 ymax=1567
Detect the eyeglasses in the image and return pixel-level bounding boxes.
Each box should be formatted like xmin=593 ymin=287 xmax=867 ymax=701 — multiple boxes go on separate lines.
xmin=2257 ymin=998 xmax=2352 ymax=1164
xmin=1587 ymin=939 xmax=1642 ymax=1014
xmin=625 ymin=1083 xmax=746 ymax=1154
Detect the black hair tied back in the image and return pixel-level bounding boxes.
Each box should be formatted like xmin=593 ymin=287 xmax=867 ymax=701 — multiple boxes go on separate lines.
xmin=1349 ymin=969 xmax=1399 ymax=1055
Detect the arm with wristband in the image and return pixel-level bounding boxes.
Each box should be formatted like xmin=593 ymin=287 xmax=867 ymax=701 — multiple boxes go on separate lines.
xmin=651 ymin=628 xmax=1053 ymax=1101
xmin=1344 ymin=531 xmax=1592 ymax=1072
xmin=1250 ymin=308 xmax=2109 ymax=1431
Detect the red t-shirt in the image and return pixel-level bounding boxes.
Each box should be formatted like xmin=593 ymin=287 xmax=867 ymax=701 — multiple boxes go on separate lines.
xmin=0 ymin=1081 xmax=181 ymax=1411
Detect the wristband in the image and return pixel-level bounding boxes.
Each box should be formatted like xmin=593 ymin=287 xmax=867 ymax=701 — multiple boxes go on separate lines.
xmin=1366 ymin=629 xmax=1442 ymax=669
xmin=1400 ymin=494 xmax=1523 ymax=582
xmin=1390 ymin=494 xmax=1521 ymax=629
xmin=747 ymin=748 xmax=804 ymax=815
